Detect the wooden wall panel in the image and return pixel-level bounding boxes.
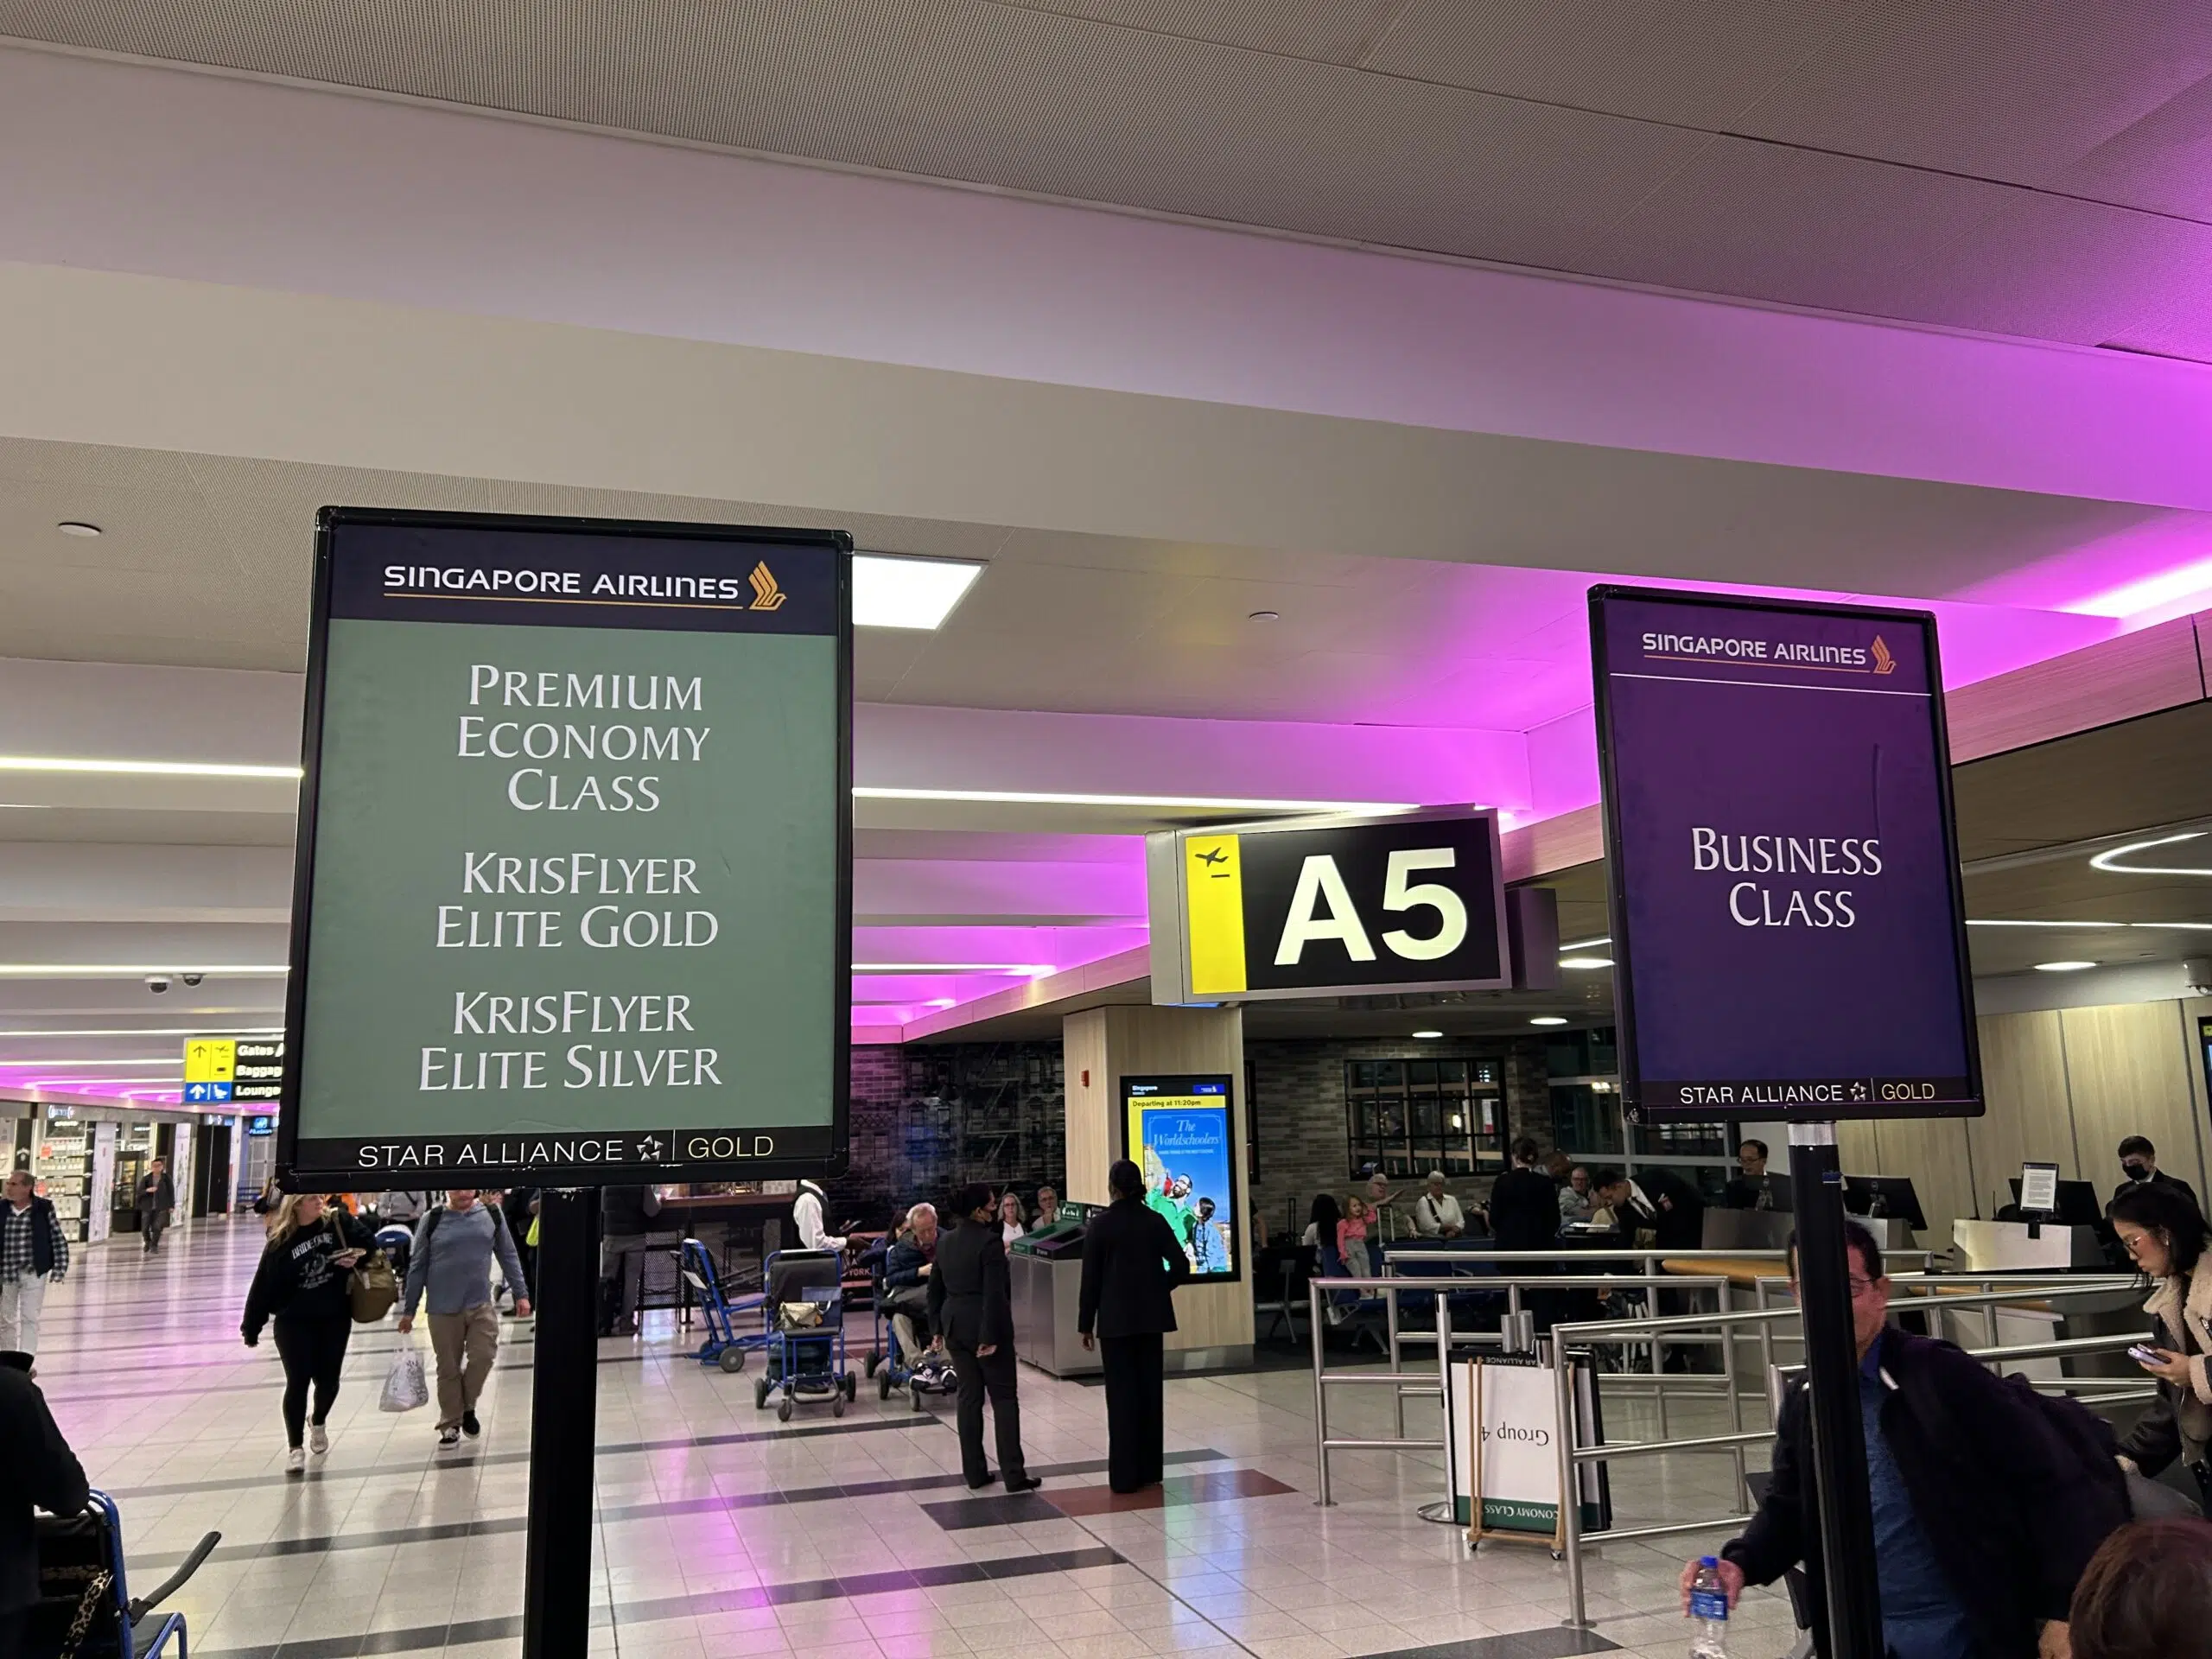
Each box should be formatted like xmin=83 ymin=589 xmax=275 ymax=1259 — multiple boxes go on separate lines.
xmin=1968 ymin=1010 xmax=2077 ymax=1211
xmin=2185 ymin=996 xmax=2212 ymax=1203
xmin=1060 ymin=1004 xmax=1251 ymax=1351
xmin=1944 ymin=613 xmax=2205 ymax=765
xmin=1062 ymin=1007 xmax=1112 ymax=1207
xmin=2061 ymin=1002 xmax=2201 ymax=1200
xmin=1871 ymin=1116 xmax=1978 ymax=1253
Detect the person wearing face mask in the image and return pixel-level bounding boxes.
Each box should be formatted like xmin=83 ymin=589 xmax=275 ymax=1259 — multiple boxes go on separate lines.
xmin=2111 ymin=1138 xmax=2197 ymax=1217
xmin=2110 ymin=1182 xmax=2212 ymax=1515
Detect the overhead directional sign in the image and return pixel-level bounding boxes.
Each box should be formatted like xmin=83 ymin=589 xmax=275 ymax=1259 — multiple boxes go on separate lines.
xmin=1590 ymin=587 xmax=1981 ymax=1122
xmin=1147 ymin=808 xmax=1510 ymax=1004
xmin=279 ymin=509 xmax=853 ymax=1185
xmin=185 ymin=1036 xmax=286 ymax=1104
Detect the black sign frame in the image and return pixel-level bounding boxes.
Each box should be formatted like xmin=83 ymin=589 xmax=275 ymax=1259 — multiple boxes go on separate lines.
xmin=1590 ymin=585 xmax=1983 ymax=1125
xmin=277 ymin=507 xmax=855 ymax=1187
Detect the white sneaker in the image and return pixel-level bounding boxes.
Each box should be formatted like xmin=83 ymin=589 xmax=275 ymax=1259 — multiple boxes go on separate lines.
xmin=285 ymin=1446 xmax=307 ymax=1476
xmin=308 ymin=1423 xmax=328 ymax=1455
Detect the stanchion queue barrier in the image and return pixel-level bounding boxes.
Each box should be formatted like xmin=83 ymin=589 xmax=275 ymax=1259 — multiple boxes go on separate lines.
xmin=1545 ymin=1274 xmax=2145 ymax=1631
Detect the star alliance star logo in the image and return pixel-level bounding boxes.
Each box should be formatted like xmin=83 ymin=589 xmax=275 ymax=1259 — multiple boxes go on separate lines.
xmin=636 ymin=1136 xmax=664 ymax=1160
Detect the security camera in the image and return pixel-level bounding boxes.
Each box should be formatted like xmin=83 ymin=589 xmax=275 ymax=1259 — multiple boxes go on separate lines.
xmin=181 ymin=973 xmax=203 ymax=987
xmin=2185 ymin=958 xmax=2212 ymax=998
xmin=145 ymin=976 xmax=170 ymax=994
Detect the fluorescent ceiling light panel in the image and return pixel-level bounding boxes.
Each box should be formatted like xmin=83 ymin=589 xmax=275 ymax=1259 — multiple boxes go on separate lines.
xmin=1966 ymin=918 xmax=2125 ymax=927
xmin=0 ymin=1027 xmax=286 ymax=1038
xmin=1558 ymin=956 xmax=1615 ymax=969
xmin=0 ymin=755 xmax=302 ymax=779
xmin=855 ymin=786 xmax=1421 ymax=814
xmin=0 ymin=965 xmax=291 ymax=977
xmin=0 ymin=1057 xmax=181 ymax=1065
xmin=2069 ymin=557 xmax=2212 ymax=620
xmin=852 ymin=963 xmax=1053 ymax=976
xmin=1558 ymin=936 xmax=1611 ymax=951
xmin=2032 ymin=961 xmax=2098 ymax=972
xmin=2089 ymin=832 xmax=2212 ymax=877
xmin=1529 ymin=1016 xmax=1569 ymax=1027
xmin=1411 ymin=1029 xmax=1443 ymax=1039
xmin=852 ymin=554 xmax=983 ymax=630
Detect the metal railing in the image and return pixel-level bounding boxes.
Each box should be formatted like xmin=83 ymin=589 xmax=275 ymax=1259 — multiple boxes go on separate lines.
xmin=1549 ymin=1275 xmax=2145 ymax=1630
xmin=1309 ymin=1268 xmax=1739 ymax=1506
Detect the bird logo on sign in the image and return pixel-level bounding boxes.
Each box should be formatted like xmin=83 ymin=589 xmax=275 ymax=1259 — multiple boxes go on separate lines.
xmin=1870 ymin=636 xmax=1896 ymax=676
xmin=747 ymin=562 xmax=787 ymax=611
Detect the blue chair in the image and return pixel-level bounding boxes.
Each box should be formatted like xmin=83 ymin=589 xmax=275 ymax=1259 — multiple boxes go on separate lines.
xmin=32 ymin=1489 xmax=219 ymax=1659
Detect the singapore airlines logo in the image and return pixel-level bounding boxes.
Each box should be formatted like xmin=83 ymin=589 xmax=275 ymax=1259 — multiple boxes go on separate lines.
xmin=747 ymin=562 xmax=787 ymax=611
xmin=1870 ymin=636 xmax=1897 ymax=676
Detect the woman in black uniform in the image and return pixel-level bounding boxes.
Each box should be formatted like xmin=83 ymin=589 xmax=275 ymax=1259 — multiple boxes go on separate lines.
xmin=243 ymin=1192 xmax=372 ymax=1475
xmin=1077 ymin=1159 xmax=1192 ymax=1493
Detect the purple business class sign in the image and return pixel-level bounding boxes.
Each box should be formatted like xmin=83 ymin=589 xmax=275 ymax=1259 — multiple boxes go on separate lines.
xmin=1590 ymin=588 xmax=1982 ymax=1123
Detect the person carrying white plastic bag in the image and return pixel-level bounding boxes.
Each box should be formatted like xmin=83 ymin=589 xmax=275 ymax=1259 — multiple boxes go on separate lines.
xmin=380 ymin=1336 xmax=429 ymax=1413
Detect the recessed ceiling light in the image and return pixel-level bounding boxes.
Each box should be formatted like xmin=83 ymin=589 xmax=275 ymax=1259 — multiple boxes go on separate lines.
xmin=1411 ymin=1029 xmax=1443 ymax=1039
xmin=1247 ymin=610 xmax=1280 ymax=622
xmin=1558 ymin=936 xmax=1611 ymax=951
xmin=1530 ymin=1016 xmax=1569 ymax=1027
xmin=2089 ymin=832 xmax=2212 ymax=879
xmin=56 ymin=522 xmax=101 ymax=537
xmin=2033 ymin=961 xmax=2098 ymax=973
xmin=1558 ymin=956 xmax=1614 ymax=969
xmin=852 ymin=554 xmax=983 ymax=630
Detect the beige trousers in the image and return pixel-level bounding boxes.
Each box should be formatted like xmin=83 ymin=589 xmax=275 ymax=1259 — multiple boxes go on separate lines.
xmin=427 ymin=1303 xmax=500 ymax=1429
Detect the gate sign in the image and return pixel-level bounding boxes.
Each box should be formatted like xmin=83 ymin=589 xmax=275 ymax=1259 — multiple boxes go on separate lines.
xmin=1147 ymin=808 xmax=1509 ymax=1004
xmin=1590 ymin=588 xmax=1981 ymax=1123
xmin=279 ymin=509 xmax=853 ymax=1185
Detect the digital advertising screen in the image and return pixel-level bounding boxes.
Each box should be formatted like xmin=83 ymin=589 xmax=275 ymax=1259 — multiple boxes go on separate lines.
xmin=1121 ymin=1073 xmax=1241 ymax=1283
xmin=1590 ymin=588 xmax=1980 ymax=1123
xmin=280 ymin=509 xmax=853 ymax=1185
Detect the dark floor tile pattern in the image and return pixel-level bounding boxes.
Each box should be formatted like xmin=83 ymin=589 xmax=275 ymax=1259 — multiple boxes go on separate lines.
xmin=107 ymin=1412 xmax=944 ymax=1501
xmin=187 ymin=1545 xmax=1128 ymax=1659
xmin=1048 ymin=1465 xmax=1298 ymax=1516
xmin=918 ymin=1490 xmax=1065 ymax=1529
xmin=1367 ymin=1632 xmax=1619 ymax=1659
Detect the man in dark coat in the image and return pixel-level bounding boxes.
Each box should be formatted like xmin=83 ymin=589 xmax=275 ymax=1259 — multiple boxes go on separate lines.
xmin=1485 ymin=1138 xmax=1561 ymax=1253
xmin=135 ymin=1157 xmax=175 ymax=1255
xmin=1079 ymin=1159 xmax=1192 ymax=1492
xmin=1593 ymin=1166 xmax=1706 ymax=1251
xmin=1687 ymin=1226 xmax=2125 ymax=1659
xmin=929 ymin=1184 xmax=1037 ymax=1493
xmin=1 ymin=1350 xmax=90 ymax=1656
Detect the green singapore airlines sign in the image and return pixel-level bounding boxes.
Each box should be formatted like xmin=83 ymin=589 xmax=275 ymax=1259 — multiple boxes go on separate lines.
xmin=278 ymin=510 xmax=852 ymax=1185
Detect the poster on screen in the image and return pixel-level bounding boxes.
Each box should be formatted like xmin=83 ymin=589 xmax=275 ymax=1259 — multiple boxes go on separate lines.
xmin=1443 ymin=1355 xmax=1607 ymax=1534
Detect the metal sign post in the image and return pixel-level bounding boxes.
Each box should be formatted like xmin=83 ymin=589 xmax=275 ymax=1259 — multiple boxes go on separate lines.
xmin=1789 ymin=1125 xmax=1884 ymax=1659
xmin=523 ymin=1188 xmax=599 ymax=1659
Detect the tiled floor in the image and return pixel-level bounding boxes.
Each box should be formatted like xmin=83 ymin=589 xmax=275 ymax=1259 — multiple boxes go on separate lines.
xmin=29 ymin=1219 xmax=1809 ymax=1659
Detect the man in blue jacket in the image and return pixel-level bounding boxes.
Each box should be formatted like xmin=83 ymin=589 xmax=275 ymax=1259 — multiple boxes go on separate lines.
xmin=1685 ymin=1225 xmax=2125 ymax=1658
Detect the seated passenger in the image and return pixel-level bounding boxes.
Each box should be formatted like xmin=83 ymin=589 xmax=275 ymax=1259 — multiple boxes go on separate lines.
xmin=1559 ymin=1165 xmax=1595 ymax=1224
xmin=1410 ymin=1170 xmax=1466 ymax=1239
xmin=884 ymin=1204 xmax=944 ymax=1367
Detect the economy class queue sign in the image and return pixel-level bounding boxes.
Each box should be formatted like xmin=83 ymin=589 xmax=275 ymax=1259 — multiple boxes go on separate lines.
xmin=1588 ymin=587 xmax=1982 ymax=1124
xmin=277 ymin=509 xmax=853 ymax=1186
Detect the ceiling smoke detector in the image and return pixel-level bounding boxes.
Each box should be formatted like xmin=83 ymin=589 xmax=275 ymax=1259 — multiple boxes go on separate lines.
xmin=56 ymin=522 xmax=102 ymax=537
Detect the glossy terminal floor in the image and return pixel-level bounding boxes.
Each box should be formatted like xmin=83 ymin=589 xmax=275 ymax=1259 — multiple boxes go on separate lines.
xmin=35 ymin=1221 xmax=1804 ymax=1659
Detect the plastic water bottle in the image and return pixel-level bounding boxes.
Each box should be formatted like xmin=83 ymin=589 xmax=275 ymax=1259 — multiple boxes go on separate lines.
xmin=1688 ymin=1557 xmax=1730 ymax=1658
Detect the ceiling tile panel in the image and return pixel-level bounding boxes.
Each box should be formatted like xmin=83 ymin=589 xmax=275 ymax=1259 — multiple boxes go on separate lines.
xmin=1573 ymin=137 xmax=2024 ymax=323
xmin=874 ymin=0 xmax=1344 ymax=228
xmin=2059 ymin=71 xmax=2212 ymax=220
xmin=1361 ymin=0 xmax=1851 ymax=127
xmin=992 ymin=0 xmax=1408 ymax=63
xmin=1731 ymin=0 xmax=2212 ymax=186
xmin=1286 ymin=72 xmax=1713 ymax=268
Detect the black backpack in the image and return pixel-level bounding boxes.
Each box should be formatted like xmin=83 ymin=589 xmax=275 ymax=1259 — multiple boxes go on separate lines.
xmin=1994 ymin=1370 xmax=2134 ymax=1513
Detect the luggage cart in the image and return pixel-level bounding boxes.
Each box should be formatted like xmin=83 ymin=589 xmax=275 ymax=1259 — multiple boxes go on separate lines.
xmin=31 ymin=1490 xmax=219 ymax=1659
xmin=683 ymin=1237 xmax=774 ymax=1372
xmin=752 ymin=1249 xmax=857 ymax=1421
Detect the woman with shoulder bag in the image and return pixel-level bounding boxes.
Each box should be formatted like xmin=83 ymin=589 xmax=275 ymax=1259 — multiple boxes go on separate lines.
xmin=242 ymin=1193 xmax=372 ymax=1475
xmin=2111 ymin=1183 xmax=2212 ymax=1514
